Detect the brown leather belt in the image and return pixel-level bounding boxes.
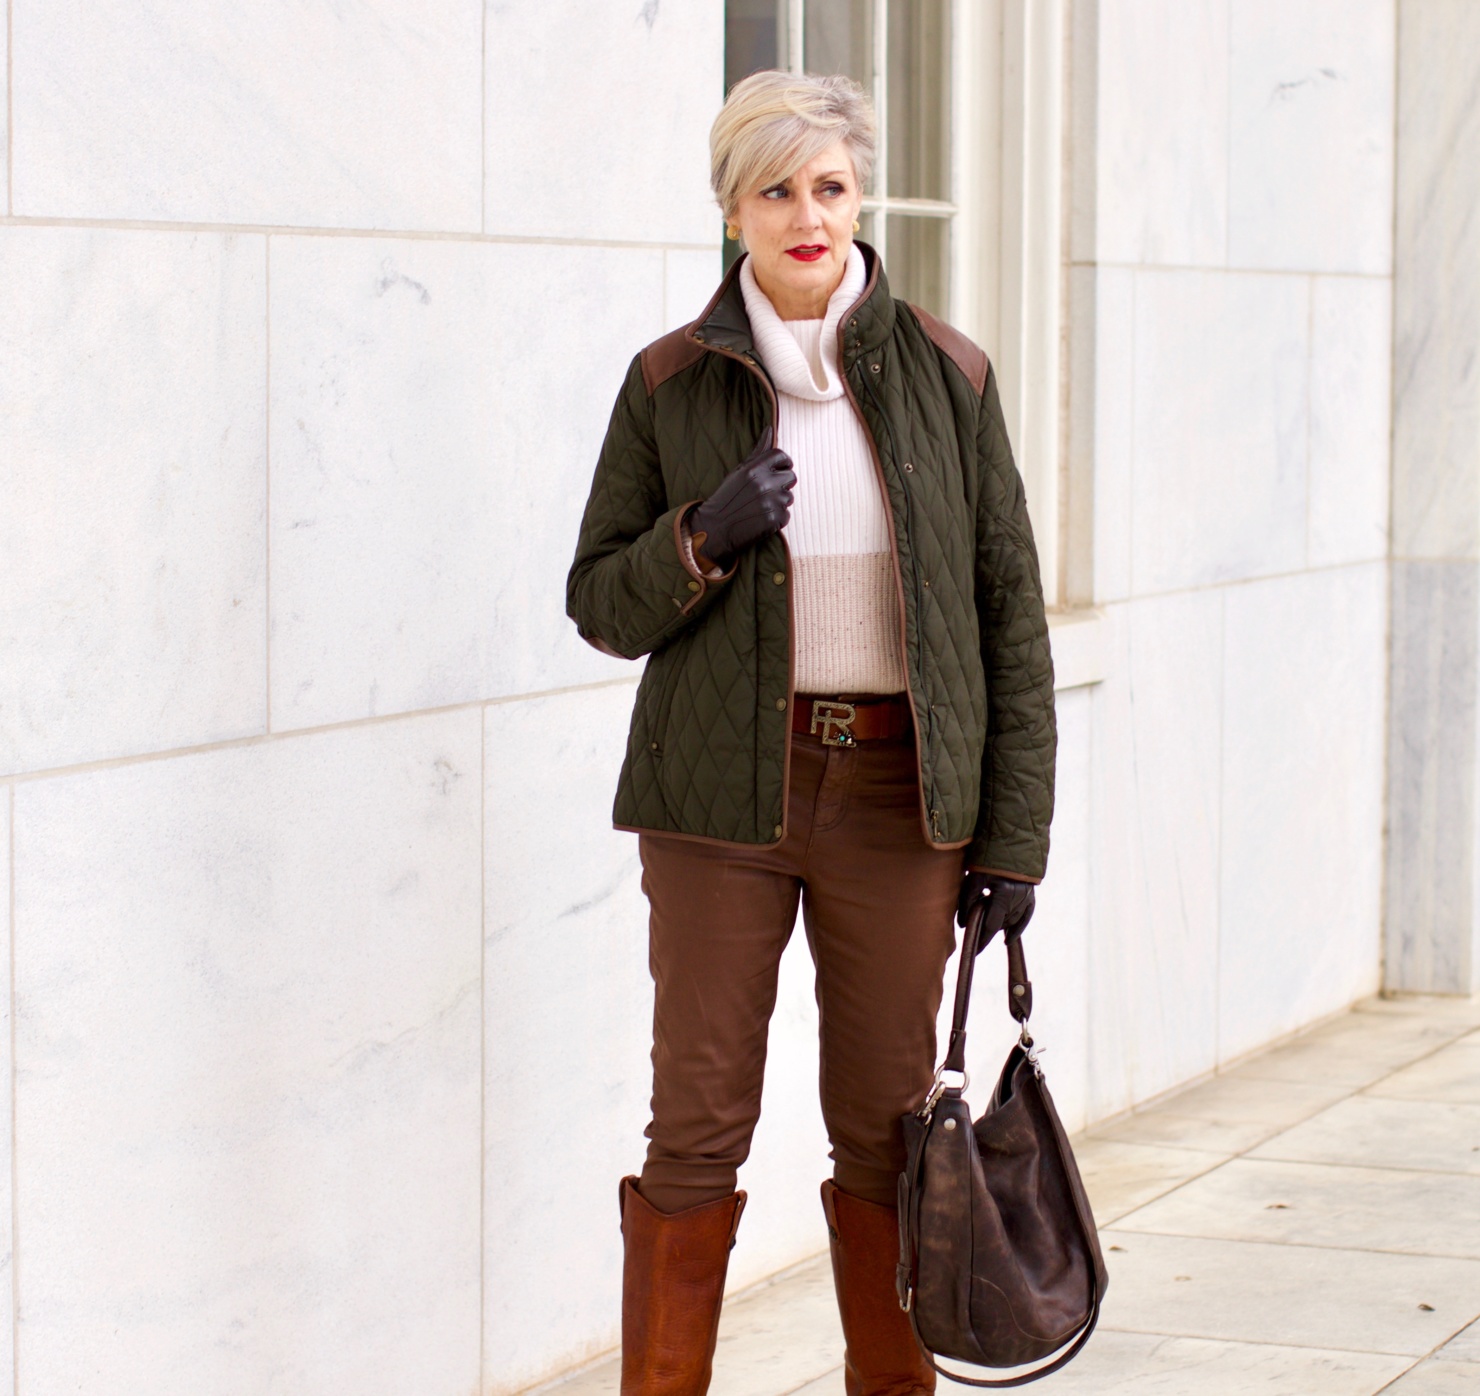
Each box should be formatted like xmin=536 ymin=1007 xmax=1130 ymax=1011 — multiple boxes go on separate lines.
xmin=792 ymin=694 xmax=912 ymax=747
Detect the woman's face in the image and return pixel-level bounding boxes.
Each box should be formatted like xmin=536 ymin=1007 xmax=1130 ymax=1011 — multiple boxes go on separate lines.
xmin=731 ymin=141 xmax=865 ymax=320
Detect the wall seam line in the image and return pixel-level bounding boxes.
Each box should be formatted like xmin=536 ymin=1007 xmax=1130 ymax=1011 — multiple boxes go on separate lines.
xmin=6 ymin=0 xmax=12 ymax=215
xmin=1214 ymin=589 xmax=1227 ymax=1065
xmin=0 ymin=214 xmax=716 ymax=254
xmin=478 ymin=713 xmax=486 ymax=1390
xmin=8 ymin=780 xmax=16 ymax=1396
xmin=265 ymin=236 xmax=273 ymax=734
xmin=1304 ymin=273 xmax=1316 ymax=568
xmin=479 ymin=0 xmax=487 ymax=237
xmin=0 ymin=677 xmax=642 ymax=785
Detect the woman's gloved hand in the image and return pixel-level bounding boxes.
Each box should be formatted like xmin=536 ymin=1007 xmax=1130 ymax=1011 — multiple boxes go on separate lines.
xmin=687 ymin=426 xmax=796 ymax=568
xmin=957 ymin=871 xmax=1035 ymax=951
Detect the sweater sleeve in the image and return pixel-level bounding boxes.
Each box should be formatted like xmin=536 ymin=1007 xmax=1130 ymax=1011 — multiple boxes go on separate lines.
xmin=566 ymin=355 xmax=735 ymax=660
xmin=966 ymin=364 xmax=1057 ymax=880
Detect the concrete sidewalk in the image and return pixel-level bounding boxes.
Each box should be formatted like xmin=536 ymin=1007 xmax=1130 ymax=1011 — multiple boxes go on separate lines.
xmin=543 ymin=994 xmax=1480 ymax=1395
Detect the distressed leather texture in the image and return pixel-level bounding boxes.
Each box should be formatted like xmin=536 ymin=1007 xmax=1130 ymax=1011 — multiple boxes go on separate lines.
xmin=566 ymin=244 xmax=1056 ymax=878
xmin=900 ymin=1049 xmax=1106 ymax=1377
xmin=823 ymin=1181 xmax=937 ymax=1395
xmin=619 ymin=1177 xmax=745 ymax=1394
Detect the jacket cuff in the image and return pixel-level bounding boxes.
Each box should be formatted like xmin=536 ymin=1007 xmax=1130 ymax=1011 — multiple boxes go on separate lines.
xmin=965 ymin=834 xmax=1046 ymax=884
xmin=672 ymin=500 xmax=736 ymax=614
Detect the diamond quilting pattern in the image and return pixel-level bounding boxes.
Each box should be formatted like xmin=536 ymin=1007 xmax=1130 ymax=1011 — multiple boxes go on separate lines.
xmin=566 ymin=262 xmax=1056 ymax=876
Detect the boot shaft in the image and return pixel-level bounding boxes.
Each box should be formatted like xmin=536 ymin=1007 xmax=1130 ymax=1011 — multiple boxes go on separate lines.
xmin=620 ymin=1177 xmax=746 ymax=1396
xmin=822 ymin=1180 xmax=935 ymax=1396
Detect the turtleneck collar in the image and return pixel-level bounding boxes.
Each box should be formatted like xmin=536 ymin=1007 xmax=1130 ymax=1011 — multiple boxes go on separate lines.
xmin=739 ymin=244 xmax=867 ymax=402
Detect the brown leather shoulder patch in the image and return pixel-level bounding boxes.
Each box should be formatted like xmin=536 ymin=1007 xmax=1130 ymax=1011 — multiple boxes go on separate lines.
xmin=641 ymin=326 xmax=706 ymax=396
xmin=909 ymin=303 xmax=989 ymax=398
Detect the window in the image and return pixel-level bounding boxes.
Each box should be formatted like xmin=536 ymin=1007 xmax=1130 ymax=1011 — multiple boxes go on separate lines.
xmin=724 ymin=0 xmax=1069 ymax=609
xmin=724 ymin=0 xmax=955 ymax=319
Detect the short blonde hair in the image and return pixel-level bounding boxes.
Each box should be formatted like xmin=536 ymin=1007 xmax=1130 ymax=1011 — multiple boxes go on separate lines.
xmin=710 ymin=70 xmax=876 ymax=220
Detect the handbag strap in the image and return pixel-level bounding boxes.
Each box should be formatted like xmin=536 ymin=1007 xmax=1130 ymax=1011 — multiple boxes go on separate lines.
xmin=905 ymin=903 xmax=1099 ymax=1388
xmin=909 ymin=1277 xmax=1103 ymax=1389
xmin=941 ymin=902 xmax=1035 ymax=1077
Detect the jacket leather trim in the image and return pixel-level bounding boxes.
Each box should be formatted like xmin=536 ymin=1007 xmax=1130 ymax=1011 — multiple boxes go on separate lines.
xmin=642 ymin=326 xmax=708 ymax=396
xmin=908 ymin=302 xmax=989 ymax=398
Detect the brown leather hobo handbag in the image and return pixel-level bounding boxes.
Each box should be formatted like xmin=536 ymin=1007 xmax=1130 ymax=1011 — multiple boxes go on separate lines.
xmin=896 ymin=904 xmax=1108 ymax=1386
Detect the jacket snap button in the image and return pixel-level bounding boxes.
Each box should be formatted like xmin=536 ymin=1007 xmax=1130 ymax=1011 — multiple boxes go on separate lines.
xmin=773 ymin=823 xmax=784 ymax=839
xmin=772 ymin=571 xmax=785 ymax=585
xmin=923 ymin=578 xmax=931 ymax=588
xmin=904 ymin=462 xmax=915 ymax=473
xmin=687 ymin=580 xmax=701 ymax=593
xmin=870 ymin=362 xmax=881 ymax=373
xmin=775 ymin=698 xmax=787 ymax=712
xmin=650 ymin=741 xmax=660 ymax=752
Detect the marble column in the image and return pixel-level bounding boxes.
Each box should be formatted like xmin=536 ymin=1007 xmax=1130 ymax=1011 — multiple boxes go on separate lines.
xmin=1386 ymin=0 xmax=1480 ymax=992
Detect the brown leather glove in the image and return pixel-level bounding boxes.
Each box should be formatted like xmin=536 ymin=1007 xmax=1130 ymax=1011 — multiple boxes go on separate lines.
xmin=957 ymin=871 xmax=1035 ymax=951
xmin=686 ymin=426 xmax=796 ymax=568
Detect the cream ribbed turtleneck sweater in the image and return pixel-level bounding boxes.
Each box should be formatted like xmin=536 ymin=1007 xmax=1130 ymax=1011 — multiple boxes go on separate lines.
xmin=739 ymin=247 xmax=906 ymax=695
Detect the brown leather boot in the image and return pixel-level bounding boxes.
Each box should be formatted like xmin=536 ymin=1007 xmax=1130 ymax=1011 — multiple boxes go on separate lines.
xmin=822 ymin=1180 xmax=935 ymax=1396
xmin=619 ymin=1176 xmax=747 ymax=1395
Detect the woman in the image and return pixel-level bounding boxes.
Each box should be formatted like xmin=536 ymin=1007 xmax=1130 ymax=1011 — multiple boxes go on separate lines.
xmin=567 ymin=70 xmax=1055 ymax=1394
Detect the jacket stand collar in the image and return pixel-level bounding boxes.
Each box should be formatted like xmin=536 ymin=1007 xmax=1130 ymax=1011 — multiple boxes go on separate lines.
xmin=688 ymin=242 xmax=896 ymax=365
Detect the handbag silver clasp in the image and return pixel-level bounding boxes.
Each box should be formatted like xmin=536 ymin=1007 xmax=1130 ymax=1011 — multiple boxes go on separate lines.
xmin=920 ymin=1066 xmax=969 ymax=1119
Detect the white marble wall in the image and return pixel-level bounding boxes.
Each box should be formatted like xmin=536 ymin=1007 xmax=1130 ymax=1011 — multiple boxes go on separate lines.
xmin=1072 ymin=0 xmax=1396 ymax=1104
xmin=4 ymin=3 xmax=728 ymax=1393
xmin=0 ymin=0 xmax=1408 ymax=1390
xmin=1385 ymin=0 xmax=1480 ymax=993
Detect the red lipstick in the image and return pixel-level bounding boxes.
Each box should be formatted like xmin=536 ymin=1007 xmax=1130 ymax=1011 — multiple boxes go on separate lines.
xmin=785 ymin=244 xmax=827 ymax=262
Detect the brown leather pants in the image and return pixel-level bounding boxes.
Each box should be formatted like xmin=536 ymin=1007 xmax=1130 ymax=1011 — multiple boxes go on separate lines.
xmin=637 ymin=724 xmax=963 ymax=1214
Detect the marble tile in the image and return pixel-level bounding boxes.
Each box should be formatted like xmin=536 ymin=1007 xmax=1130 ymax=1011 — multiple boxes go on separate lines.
xmin=1228 ymin=1005 xmax=1473 ymax=1089
xmin=970 ymin=1332 xmax=1403 ymax=1395
xmin=1115 ymin=1157 xmax=1480 ymax=1258
xmin=483 ymin=684 xmax=650 ymax=1394
xmin=1368 ymin=1033 xmax=1480 ymax=1104
xmin=0 ymin=793 xmax=11 ymax=1396
xmin=269 ymin=238 xmax=661 ymax=730
xmin=484 ymin=1 xmax=723 ymax=244
xmin=11 ymin=713 xmax=484 ymax=1396
xmin=1390 ymin=0 xmax=1480 ymax=560
xmin=710 ymin=1258 xmax=841 ymax=1396
xmin=1386 ymin=561 xmax=1480 ymax=994
xmin=1025 ymin=688 xmax=1093 ymax=1134
xmin=1094 ymin=1230 xmax=1480 ymax=1355
xmin=1089 ymin=1077 xmax=1348 ymax=1156
xmin=790 ymin=1372 xmax=845 ymax=1396
xmin=1094 ymin=0 xmax=1228 ymax=267
xmin=1436 ymin=1317 xmax=1480 ymax=1361
xmin=1086 ymin=593 xmax=1223 ymax=1117
xmin=1228 ymin=0 xmax=1395 ymax=274
xmin=1065 ymin=267 xmax=1134 ymax=605
xmin=1073 ymin=1139 xmax=1225 ymax=1227
xmin=1251 ymin=1096 xmax=1480 ymax=1175
xmin=1353 ymin=995 xmax=1480 ymax=1028
xmin=1130 ymin=270 xmax=1309 ymax=593
xmin=0 ymin=228 xmax=266 ymax=776
xmin=1308 ymin=276 xmax=1393 ymax=567
xmin=1219 ymin=566 xmax=1387 ymax=1059
xmin=11 ymin=2 xmax=481 ymax=229
xmin=1384 ymin=1360 xmax=1480 ymax=1395
xmin=666 ymin=249 xmax=723 ymax=334
xmin=0 ymin=13 xmax=8 ymax=216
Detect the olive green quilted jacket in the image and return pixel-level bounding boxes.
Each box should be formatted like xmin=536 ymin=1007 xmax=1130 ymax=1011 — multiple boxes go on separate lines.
xmin=566 ymin=247 xmax=1056 ymax=880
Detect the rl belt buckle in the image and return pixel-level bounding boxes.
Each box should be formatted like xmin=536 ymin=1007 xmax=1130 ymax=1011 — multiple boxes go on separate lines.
xmin=811 ymin=699 xmax=857 ymax=748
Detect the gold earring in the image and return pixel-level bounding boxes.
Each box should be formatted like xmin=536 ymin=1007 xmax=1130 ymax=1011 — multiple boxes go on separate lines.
xmin=852 ymin=219 xmax=861 ymax=233
xmin=726 ymin=225 xmax=740 ymax=241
